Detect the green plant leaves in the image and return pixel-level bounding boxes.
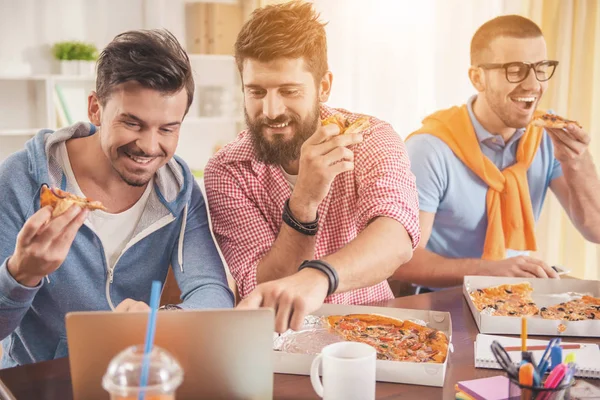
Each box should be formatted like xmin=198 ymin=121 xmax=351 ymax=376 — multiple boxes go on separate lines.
xmin=52 ymin=41 xmax=98 ymax=61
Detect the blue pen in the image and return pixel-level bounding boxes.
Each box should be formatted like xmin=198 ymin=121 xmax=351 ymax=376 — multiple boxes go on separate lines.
xmin=538 ymin=338 xmax=560 ymax=376
xmin=550 ymin=345 xmax=563 ymax=371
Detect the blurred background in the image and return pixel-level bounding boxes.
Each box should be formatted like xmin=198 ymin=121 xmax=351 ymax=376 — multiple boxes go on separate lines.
xmin=0 ymin=0 xmax=598 ymax=280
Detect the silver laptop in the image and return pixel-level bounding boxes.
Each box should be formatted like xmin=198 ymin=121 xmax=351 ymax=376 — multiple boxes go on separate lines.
xmin=65 ymin=309 xmax=274 ymax=400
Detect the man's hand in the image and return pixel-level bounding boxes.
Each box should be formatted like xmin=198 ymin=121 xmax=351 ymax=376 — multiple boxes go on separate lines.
xmin=114 ymin=299 xmax=151 ymax=312
xmin=289 ymin=123 xmax=363 ymax=221
xmin=237 ymin=268 xmax=329 ymax=333
xmin=480 ymin=256 xmax=560 ymax=278
xmin=546 ymin=124 xmax=591 ymax=165
xmin=7 ymin=205 xmax=88 ymax=287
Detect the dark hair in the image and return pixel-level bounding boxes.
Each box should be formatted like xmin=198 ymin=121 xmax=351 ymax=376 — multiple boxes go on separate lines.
xmin=234 ymin=1 xmax=328 ymax=82
xmin=96 ymin=29 xmax=194 ymax=113
xmin=470 ymin=15 xmax=543 ymax=65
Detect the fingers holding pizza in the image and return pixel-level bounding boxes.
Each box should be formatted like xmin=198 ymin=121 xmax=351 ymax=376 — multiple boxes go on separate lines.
xmin=290 ymin=114 xmax=370 ymax=222
xmin=6 ymin=185 xmax=105 ymax=287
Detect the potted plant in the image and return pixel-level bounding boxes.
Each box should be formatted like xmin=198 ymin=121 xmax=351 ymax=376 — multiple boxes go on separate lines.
xmin=52 ymin=41 xmax=98 ymax=76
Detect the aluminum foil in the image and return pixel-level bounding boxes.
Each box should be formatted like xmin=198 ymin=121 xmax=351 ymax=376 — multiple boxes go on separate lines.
xmin=273 ymin=315 xmax=343 ymax=354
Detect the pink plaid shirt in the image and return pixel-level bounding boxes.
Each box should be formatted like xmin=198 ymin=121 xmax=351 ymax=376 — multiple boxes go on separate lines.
xmin=204 ymin=105 xmax=420 ymax=304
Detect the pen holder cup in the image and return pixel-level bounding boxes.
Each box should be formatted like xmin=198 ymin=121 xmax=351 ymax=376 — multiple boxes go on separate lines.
xmin=508 ymin=377 xmax=573 ymax=400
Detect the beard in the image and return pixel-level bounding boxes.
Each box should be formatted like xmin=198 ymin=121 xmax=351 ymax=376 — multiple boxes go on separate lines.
xmin=246 ymin=100 xmax=320 ymax=165
xmin=484 ymin=86 xmax=540 ymax=129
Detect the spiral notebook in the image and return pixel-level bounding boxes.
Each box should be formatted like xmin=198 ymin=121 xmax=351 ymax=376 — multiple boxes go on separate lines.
xmin=474 ymin=334 xmax=600 ymax=379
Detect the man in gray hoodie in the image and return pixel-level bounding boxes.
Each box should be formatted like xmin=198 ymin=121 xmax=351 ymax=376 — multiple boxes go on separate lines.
xmin=0 ymin=29 xmax=234 ymax=368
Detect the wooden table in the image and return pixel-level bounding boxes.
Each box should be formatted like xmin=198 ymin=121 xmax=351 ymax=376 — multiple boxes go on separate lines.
xmin=0 ymin=287 xmax=598 ymax=399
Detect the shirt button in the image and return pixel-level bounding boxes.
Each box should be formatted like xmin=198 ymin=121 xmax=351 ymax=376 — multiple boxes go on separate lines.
xmin=492 ymin=138 xmax=497 ymax=143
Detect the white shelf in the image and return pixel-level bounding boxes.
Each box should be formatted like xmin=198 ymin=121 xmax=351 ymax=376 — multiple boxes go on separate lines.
xmin=0 ymin=128 xmax=41 ymax=136
xmin=0 ymin=75 xmax=95 ymax=82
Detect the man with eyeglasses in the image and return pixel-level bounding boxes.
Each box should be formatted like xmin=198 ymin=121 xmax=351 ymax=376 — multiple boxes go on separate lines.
xmin=395 ymin=15 xmax=600 ymax=288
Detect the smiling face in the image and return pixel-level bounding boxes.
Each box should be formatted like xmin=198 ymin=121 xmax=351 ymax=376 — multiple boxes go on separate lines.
xmin=88 ymin=82 xmax=188 ymax=186
xmin=242 ymin=57 xmax=330 ymax=165
xmin=475 ymin=36 xmax=549 ymax=130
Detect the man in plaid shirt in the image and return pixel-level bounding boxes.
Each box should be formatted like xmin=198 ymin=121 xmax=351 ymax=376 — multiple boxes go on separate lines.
xmin=204 ymin=1 xmax=420 ymax=333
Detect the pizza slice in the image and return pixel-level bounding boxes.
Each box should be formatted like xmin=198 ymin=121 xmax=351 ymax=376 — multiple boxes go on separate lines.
xmin=40 ymin=184 xmax=107 ymax=217
xmin=325 ymin=314 xmax=448 ymax=363
xmin=540 ymin=295 xmax=600 ymax=321
xmin=531 ymin=113 xmax=582 ymax=129
xmin=469 ymin=282 xmax=539 ymax=317
xmin=322 ymin=114 xmax=370 ymax=135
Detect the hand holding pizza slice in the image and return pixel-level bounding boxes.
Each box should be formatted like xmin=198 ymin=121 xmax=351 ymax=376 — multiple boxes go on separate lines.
xmin=532 ymin=113 xmax=592 ymax=164
xmin=6 ymin=186 xmax=93 ymax=287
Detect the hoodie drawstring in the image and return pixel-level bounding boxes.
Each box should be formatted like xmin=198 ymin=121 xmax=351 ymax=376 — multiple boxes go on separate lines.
xmin=177 ymin=203 xmax=188 ymax=273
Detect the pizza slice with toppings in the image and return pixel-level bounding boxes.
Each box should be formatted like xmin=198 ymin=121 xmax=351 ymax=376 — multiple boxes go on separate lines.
xmin=531 ymin=113 xmax=582 ymax=129
xmin=321 ymin=114 xmax=370 ymax=135
xmin=40 ymin=184 xmax=107 ymax=217
xmin=540 ymin=295 xmax=600 ymax=321
xmin=469 ymin=282 xmax=539 ymax=317
xmin=325 ymin=314 xmax=448 ymax=363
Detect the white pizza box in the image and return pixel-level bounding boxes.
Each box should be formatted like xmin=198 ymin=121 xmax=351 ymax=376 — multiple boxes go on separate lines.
xmin=272 ymin=303 xmax=453 ymax=387
xmin=463 ymin=276 xmax=600 ymax=337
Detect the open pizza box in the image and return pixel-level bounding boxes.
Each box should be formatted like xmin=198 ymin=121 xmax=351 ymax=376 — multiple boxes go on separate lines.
xmin=463 ymin=276 xmax=600 ymax=337
xmin=272 ymin=303 xmax=453 ymax=387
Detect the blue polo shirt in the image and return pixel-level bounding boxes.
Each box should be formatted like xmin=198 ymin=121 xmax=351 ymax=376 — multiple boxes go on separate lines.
xmin=406 ymin=96 xmax=562 ymax=259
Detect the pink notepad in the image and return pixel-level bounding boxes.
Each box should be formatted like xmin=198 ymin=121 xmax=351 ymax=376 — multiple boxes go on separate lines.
xmin=457 ymin=375 xmax=520 ymax=400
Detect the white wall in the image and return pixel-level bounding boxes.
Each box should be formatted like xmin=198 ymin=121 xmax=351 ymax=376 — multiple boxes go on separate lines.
xmin=314 ymin=0 xmax=506 ymax=137
xmin=0 ymin=0 xmax=189 ymax=76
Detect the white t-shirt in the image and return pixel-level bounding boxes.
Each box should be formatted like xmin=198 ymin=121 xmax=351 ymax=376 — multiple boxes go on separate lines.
xmin=280 ymin=167 xmax=297 ymax=189
xmin=58 ymin=143 xmax=152 ymax=269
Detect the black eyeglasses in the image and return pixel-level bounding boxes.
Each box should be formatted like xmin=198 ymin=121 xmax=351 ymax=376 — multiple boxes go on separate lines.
xmin=478 ymin=60 xmax=559 ymax=83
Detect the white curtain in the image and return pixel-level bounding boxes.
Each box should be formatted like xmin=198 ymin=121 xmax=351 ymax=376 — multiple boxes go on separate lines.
xmin=313 ymin=0 xmax=505 ymax=137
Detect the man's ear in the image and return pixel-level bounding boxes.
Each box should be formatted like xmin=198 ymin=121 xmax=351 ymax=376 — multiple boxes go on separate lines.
xmin=88 ymin=91 xmax=102 ymax=126
xmin=318 ymin=71 xmax=333 ymax=103
xmin=469 ymin=66 xmax=486 ymax=92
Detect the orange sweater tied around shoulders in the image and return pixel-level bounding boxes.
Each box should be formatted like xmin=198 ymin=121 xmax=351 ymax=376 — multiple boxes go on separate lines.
xmin=408 ymin=105 xmax=545 ymax=260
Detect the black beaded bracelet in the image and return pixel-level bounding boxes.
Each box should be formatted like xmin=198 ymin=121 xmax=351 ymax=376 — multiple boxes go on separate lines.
xmin=282 ymin=199 xmax=319 ymax=236
xmin=298 ymin=259 xmax=339 ymax=297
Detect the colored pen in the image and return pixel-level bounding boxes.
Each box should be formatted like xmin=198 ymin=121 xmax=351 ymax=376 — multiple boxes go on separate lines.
xmin=537 ymin=338 xmax=561 ymax=377
xmin=520 ymin=317 xmax=535 ymax=365
xmin=519 ymin=363 xmax=534 ymax=400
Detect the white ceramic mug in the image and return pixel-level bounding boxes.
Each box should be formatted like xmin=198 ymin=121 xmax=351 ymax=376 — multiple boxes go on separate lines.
xmin=310 ymin=342 xmax=376 ymax=400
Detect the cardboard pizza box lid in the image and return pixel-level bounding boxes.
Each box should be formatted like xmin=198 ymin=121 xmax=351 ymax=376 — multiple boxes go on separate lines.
xmin=463 ymin=276 xmax=600 ymax=337
xmin=273 ymin=304 xmax=453 ymax=387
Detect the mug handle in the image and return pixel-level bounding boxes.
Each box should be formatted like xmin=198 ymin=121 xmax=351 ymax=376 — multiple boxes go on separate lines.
xmin=310 ymin=354 xmax=324 ymax=398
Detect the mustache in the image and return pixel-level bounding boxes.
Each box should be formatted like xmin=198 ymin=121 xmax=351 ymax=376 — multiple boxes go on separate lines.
xmin=256 ymin=114 xmax=300 ymax=126
xmin=120 ymin=147 xmax=165 ymax=158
